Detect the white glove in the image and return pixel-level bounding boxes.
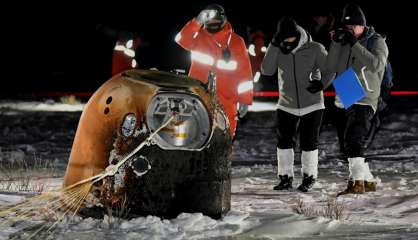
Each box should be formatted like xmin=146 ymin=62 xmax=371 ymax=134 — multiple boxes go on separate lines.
xmin=196 ymin=9 xmax=217 ymax=25
xmin=196 ymin=10 xmax=209 ymax=25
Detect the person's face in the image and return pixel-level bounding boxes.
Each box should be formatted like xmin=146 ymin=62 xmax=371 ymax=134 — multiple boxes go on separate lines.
xmin=279 ymin=36 xmax=299 ymax=54
xmin=283 ymin=36 xmax=297 ymax=43
xmin=345 ymin=25 xmax=365 ymax=38
xmin=313 ymin=16 xmax=328 ymax=27
xmin=204 ymin=19 xmax=223 ymax=34
xmin=203 ymin=9 xmax=225 ymax=34
xmin=206 ymin=18 xmax=221 ymax=25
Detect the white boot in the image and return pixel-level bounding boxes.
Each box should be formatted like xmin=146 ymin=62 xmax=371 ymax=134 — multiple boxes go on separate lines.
xmin=301 ymin=149 xmax=318 ymax=178
xmin=277 ymin=148 xmax=294 ymax=177
xmin=274 ymin=148 xmax=294 ymax=190
xmin=297 ymin=150 xmax=319 ymax=192
xmin=363 ymin=162 xmax=374 ymax=181
xmin=363 ymin=161 xmax=378 ymax=192
xmin=338 ymin=157 xmax=367 ymax=196
xmin=348 ymin=157 xmax=366 ymax=181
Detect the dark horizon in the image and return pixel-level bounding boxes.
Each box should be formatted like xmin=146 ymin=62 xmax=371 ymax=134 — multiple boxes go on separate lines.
xmin=3 ymin=1 xmax=416 ymax=94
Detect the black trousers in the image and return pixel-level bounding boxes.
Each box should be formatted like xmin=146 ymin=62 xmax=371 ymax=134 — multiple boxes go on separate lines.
xmin=276 ymin=109 xmax=324 ymax=151
xmin=331 ymin=106 xmax=347 ymax=154
xmin=333 ymin=105 xmax=375 ymax=158
xmin=364 ymin=97 xmax=390 ymax=149
xmin=344 ymin=105 xmax=375 ymax=157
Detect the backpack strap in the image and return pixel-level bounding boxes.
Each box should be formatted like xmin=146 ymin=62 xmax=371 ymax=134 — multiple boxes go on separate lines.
xmin=365 ymin=32 xmax=385 ymax=51
xmin=366 ymin=32 xmax=393 ymax=89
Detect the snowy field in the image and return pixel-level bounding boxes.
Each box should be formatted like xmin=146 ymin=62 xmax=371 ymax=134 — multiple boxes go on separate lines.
xmin=0 ymin=97 xmax=418 ymax=239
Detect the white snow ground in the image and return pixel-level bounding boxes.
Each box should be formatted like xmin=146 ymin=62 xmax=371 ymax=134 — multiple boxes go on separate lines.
xmin=1 ymin=98 xmax=418 ymax=239
xmin=0 ymin=100 xmax=85 ymax=112
xmin=2 ymin=165 xmax=418 ymax=240
xmin=0 ymin=100 xmax=274 ymax=113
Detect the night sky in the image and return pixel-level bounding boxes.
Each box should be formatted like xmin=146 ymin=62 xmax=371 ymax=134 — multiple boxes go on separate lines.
xmin=3 ymin=1 xmax=416 ymax=94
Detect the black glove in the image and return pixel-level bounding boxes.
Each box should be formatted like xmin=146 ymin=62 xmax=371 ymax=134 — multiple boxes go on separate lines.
xmin=306 ymin=80 xmax=324 ymax=93
xmin=332 ymin=28 xmax=346 ymax=43
xmin=342 ymin=30 xmax=357 ymax=46
xmin=271 ymin=32 xmax=284 ymax=47
xmin=332 ymin=28 xmax=357 ymax=46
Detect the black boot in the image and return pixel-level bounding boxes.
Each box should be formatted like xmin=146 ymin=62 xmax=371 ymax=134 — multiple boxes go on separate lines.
xmin=273 ymin=175 xmax=293 ymax=190
xmin=297 ymin=173 xmax=316 ymax=192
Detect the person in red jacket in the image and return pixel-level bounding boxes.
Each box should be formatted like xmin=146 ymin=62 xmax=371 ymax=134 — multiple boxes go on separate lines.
xmin=175 ymin=4 xmax=253 ymax=138
xmin=112 ymin=34 xmax=141 ymax=76
xmin=248 ymin=30 xmax=266 ymax=82
xmin=97 ymin=25 xmax=142 ymax=76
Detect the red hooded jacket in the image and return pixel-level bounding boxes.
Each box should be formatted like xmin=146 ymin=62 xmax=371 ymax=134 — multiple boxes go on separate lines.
xmin=176 ymin=19 xmax=253 ymax=138
xmin=112 ymin=37 xmax=141 ymax=76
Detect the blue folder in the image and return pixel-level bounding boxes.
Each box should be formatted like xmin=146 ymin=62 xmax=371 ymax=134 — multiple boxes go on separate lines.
xmin=332 ymin=67 xmax=366 ymax=109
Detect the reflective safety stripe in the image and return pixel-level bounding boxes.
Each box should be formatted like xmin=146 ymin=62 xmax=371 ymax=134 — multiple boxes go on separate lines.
xmin=191 ymin=51 xmax=238 ymax=71
xmin=126 ymin=40 xmax=133 ymax=48
xmin=175 ymin=32 xmax=181 ymax=42
xmin=238 ymin=81 xmax=253 ymax=94
xmin=361 ymin=66 xmax=374 ymax=92
xmin=216 ymin=59 xmax=237 ymax=71
xmin=114 ymin=39 xmax=136 ymax=58
xmin=124 ymin=49 xmax=135 ymax=58
xmin=253 ymin=71 xmax=261 ymax=83
xmin=175 ymin=32 xmax=198 ymax=42
xmin=249 ymin=45 xmax=267 ymax=56
xmin=114 ymin=45 xmax=125 ymax=51
xmin=248 ymin=44 xmax=256 ymax=56
xmin=131 ymin=59 xmax=137 ymax=68
xmin=191 ymin=51 xmax=215 ymax=66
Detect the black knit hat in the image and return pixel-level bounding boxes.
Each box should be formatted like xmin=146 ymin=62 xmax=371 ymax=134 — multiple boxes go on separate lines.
xmin=341 ymin=3 xmax=366 ymax=26
xmin=277 ymin=16 xmax=299 ymax=38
